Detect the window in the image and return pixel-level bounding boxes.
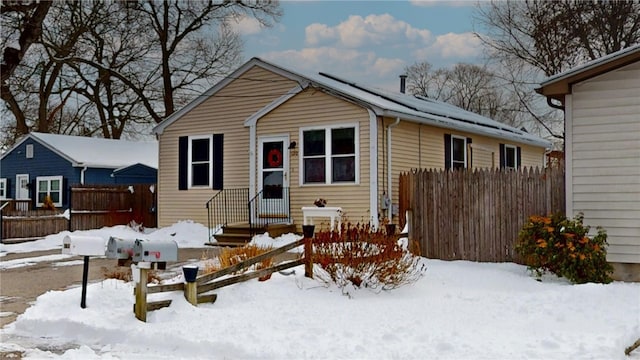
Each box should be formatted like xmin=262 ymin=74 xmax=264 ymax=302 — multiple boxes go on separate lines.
xmin=178 ymin=134 xmax=223 ymax=190
xmin=36 ymin=176 xmax=62 ymax=207
xmin=26 ymin=144 xmax=33 ymax=158
xmin=0 ymin=178 xmax=6 ymax=199
xmin=301 ymin=125 xmax=358 ymax=184
xmin=444 ymin=134 xmax=469 ymax=169
xmin=500 ymin=144 xmax=521 ymax=170
xmin=189 ymin=136 xmax=212 ymax=187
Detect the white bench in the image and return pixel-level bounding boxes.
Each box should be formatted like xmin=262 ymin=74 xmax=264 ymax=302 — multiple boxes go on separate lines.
xmin=301 ymin=206 xmax=343 ymax=233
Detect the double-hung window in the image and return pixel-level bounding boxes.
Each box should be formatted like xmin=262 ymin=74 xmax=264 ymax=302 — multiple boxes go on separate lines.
xmin=178 ymin=134 xmax=224 ymax=190
xmin=445 ymin=134 xmax=469 ymax=169
xmin=189 ymin=135 xmax=212 ymax=187
xmin=500 ymin=144 xmax=521 ymax=170
xmin=36 ymin=176 xmax=62 ymax=207
xmin=0 ymin=178 xmax=6 ymax=199
xmin=302 ymin=125 xmax=358 ymax=185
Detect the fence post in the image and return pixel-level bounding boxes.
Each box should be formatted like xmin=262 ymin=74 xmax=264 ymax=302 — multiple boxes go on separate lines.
xmin=302 ymin=225 xmax=314 ymax=279
xmin=134 ymin=262 xmax=150 ymax=322
xmin=183 ymin=266 xmax=199 ymax=306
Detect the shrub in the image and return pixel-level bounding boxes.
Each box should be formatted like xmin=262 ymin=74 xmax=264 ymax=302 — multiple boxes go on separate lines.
xmin=200 ymin=244 xmax=273 ymax=275
xmin=515 ymin=213 xmax=613 ymax=284
xmin=312 ymin=223 xmax=426 ymax=292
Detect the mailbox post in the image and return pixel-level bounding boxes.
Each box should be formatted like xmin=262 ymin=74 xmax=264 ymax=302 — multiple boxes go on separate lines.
xmin=62 ymin=235 xmax=106 ymax=308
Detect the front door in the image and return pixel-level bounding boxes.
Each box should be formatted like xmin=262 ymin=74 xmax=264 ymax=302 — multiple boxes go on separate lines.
xmin=258 ymin=136 xmax=289 ymax=220
xmin=16 ymin=174 xmax=29 ymax=200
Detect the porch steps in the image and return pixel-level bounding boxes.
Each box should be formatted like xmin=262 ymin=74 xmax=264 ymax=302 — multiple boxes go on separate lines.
xmin=210 ymin=223 xmax=298 ymax=247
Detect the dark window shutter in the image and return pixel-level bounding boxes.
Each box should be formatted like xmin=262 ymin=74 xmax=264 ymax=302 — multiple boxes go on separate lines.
xmin=444 ymin=134 xmax=451 ymax=170
xmin=62 ymin=178 xmax=68 ymax=207
xmin=30 ymin=179 xmax=36 ymax=209
xmin=499 ymin=143 xmax=506 ymax=168
xmin=178 ymin=136 xmax=188 ymax=190
xmin=517 ymin=146 xmax=522 ymax=168
xmin=212 ymin=134 xmax=224 ymax=190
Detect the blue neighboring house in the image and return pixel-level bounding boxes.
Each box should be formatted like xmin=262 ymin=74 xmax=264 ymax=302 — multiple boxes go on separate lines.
xmin=0 ymin=132 xmax=157 ymax=210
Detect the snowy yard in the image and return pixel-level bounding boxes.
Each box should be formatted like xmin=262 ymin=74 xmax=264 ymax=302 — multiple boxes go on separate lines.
xmin=1 ymin=221 xmax=639 ymax=359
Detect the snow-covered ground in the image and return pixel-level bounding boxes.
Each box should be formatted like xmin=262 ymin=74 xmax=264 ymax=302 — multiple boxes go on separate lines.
xmin=1 ymin=221 xmax=639 ymax=359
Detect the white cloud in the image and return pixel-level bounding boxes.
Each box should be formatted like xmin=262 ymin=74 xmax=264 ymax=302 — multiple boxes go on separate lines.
xmin=305 ymin=14 xmax=431 ymax=48
xmin=228 ymin=14 xmax=263 ymax=36
xmin=261 ymin=47 xmax=405 ymax=90
xmin=415 ymin=32 xmax=482 ymax=60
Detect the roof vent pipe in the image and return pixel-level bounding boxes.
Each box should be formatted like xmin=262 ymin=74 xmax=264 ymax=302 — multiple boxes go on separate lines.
xmin=399 ymin=74 xmax=407 ymax=94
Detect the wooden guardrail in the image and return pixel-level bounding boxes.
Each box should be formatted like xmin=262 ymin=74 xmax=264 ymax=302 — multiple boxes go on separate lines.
xmin=134 ymin=236 xmax=312 ymax=322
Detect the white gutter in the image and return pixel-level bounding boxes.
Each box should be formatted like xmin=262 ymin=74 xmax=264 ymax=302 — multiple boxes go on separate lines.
xmin=387 ymin=117 xmax=400 ymax=224
xmin=368 ymin=109 xmax=379 ymax=229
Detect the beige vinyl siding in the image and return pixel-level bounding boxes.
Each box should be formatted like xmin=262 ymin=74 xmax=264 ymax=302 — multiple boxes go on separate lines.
xmin=570 ymin=61 xmax=640 ymax=263
xmin=157 ymin=67 xmax=299 ymax=227
xmin=257 ymin=89 xmax=372 ymax=228
xmin=379 ymin=119 xmax=546 ymax=223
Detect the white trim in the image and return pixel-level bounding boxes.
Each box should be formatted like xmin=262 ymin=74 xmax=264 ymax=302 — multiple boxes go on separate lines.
xmin=565 ymin=94 xmax=574 ymax=217
xmin=504 ymin=144 xmax=518 ymax=169
xmin=368 ymin=109 xmax=379 ymax=229
xmin=35 ymin=175 xmax=63 ymax=207
xmin=299 ymin=123 xmax=360 ymax=186
xmin=187 ymin=134 xmax=213 ymax=189
xmin=249 ymin=125 xmax=257 ymax=200
xmin=244 ymin=85 xmax=306 ymax=127
xmin=0 ymin=178 xmax=7 ymax=200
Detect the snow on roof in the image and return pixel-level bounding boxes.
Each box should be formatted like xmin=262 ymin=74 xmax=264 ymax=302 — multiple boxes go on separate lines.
xmin=540 ymin=44 xmax=640 ymax=86
xmin=27 ymin=132 xmax=158 ymax=169
xmin=266 ymin=60 xmax=551 ymax=148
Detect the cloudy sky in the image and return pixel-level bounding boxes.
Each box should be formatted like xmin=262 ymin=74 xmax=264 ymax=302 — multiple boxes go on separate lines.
xmin=236 ymin=0 xmax=482 ymax=91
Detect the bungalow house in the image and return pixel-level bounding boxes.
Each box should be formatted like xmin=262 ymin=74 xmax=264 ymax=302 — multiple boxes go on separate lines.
xmin=152 ymin=57 xmax=551 ymax=242
xmin=0 ymin=132 xmax=158 ymax=210
xmin=537 ymin=44 xmax=640 ymax=281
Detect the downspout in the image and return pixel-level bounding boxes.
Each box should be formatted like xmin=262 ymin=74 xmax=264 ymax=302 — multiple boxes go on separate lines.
xmin=387 ymin=117 xmax=400 ymax=224
xmin=368 ymin=109 xmax=379 ymax=230
xmin=80 ymin=166 xmax=87 ymax=185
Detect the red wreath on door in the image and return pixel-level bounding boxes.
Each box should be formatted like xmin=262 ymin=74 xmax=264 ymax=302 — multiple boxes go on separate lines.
xmin=267 ymin=148 xmax=283 ymax=167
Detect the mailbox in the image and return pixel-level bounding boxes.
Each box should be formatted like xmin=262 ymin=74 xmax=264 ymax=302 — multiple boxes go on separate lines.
xmin=62 ymin=235 xmax=105 ymax=256
xmin=106 ymin=237 xmax=136 ymax=266
xmin=132 ymin=239 xmax=178 ymax=270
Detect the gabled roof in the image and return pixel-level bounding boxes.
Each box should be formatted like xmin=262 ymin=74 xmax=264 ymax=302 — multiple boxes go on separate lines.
xmin=536 ymin=44 xmax=640 ymax=101
xmin=1 ymin=132 xmax=158 ymax=169
xmin=153 ymin=57 xmax=551 ymax=148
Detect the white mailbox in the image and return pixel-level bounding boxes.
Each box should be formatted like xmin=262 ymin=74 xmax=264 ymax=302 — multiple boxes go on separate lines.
xmin=62 ymin=235 xmax=105 ymax=256
xmin=133 ymin=239 xmax=178 ymax=270
xmin=106 ymin=237 xmax=136 ymax=260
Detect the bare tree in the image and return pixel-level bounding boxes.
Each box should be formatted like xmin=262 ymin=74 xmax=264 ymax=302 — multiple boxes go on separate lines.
xmin=473 ymin=0 xmax=640 ymax=140
xmin=1 ymin=1 xmax=52 ymax=140
xmin=1 ymin=0 xmax=283 ymax=147
xmin=405 ymin=61 xmax=523 ymax=128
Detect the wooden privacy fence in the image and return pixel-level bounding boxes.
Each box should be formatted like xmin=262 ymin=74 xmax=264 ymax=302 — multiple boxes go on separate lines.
xmin=399 ymin=166 xmax=565 ymax=263
xmin=70 ymin=184 xmax=157 ymax=230
xmin=134 ymin=237 xmax=312 ymax=322
xmin=1 ymin=184 xmax=157 ymax=241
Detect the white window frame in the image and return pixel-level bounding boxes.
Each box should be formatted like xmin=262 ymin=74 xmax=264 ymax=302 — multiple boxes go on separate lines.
xmin=187 ymin=134 xmax=213 ymax=189
xmin=504 ymin=144 xmax=518 ymax=170
xmin=0 ymin=178 xmax=6 ymax=199
xmin=299 ymin=123 xmax=359 ymax=186
xmin=36 ymin=176 xmax=63 ymax=207
xmin=450 ymin=135 xmax=467 ymax=169
xmin=26 ymin=144 xmax=34 ymax=158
